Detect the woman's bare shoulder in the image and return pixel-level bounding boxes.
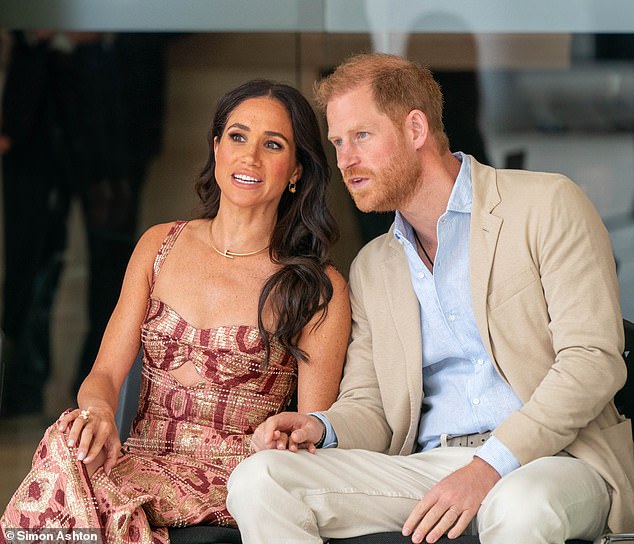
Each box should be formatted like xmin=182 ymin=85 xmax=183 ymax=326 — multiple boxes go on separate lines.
xmin=135 ymin=221 xmax=178 ymax=254
xmin=325 ymin=264 xmax=349 ymax=295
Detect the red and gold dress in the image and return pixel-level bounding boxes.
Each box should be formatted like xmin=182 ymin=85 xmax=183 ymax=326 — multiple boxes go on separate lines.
xmin=1 ymin=221 xmax=298 ymax=543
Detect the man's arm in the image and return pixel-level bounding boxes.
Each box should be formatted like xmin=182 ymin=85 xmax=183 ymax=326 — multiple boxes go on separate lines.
xmin=320 ymin=249 xmax=394 ymax=452
xmin=492 ymin=174 xmax=625 ymax=463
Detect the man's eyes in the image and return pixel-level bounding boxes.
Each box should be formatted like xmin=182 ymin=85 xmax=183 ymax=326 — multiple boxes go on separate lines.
xmin=330 ymin=132 xmax=368 ymax=147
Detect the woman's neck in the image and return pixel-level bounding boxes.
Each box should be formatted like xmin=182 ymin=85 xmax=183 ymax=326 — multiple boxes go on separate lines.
xmin=211 ymin=208 xmax=276 ymax=253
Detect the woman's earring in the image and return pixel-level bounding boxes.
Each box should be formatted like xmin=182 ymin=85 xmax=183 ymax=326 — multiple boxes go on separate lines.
xmin=288 ymin=180 xmax=297 ymax=193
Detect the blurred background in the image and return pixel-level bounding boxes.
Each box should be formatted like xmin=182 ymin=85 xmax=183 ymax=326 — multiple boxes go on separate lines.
xmin=0 ymin=0 xmax=633 ymax=508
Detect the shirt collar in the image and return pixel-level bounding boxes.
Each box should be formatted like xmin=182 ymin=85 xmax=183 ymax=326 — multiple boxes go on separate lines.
xmin=394 ymin=152 xmax=472 ymax=242
xmin=447 ymin=152 xmax=472 ymax=214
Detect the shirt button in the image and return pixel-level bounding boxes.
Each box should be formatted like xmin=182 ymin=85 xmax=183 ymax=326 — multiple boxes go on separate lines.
xmin=477 ymin=359 xmax=485 ymax=365
xmin=472 ymin=398 xmax=480 ymax=405
xmin=448 ymin=314 xmax=456 ymax=322
xmin=417 ymin=271 xmax=425 ymax=279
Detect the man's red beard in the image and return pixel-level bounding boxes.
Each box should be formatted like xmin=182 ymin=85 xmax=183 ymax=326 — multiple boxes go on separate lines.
xmin=342 ymin=151 xmax=422 ymax=213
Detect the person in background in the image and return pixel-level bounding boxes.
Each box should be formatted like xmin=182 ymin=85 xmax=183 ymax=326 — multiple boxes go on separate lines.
xmin=1 ymin=79 xmax=350 ymax=543
xmin=227 ymin=54 xmax=633 ymax=543
xmin=0 ymin=31 xmax=167 ymax=415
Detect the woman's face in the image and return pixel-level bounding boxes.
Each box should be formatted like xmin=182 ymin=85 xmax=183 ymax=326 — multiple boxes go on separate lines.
xmin=213 ymin=97 xmax=302 ymax=215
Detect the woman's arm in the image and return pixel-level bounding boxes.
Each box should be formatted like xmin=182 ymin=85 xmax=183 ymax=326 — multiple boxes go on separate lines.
xmin=58 ymin=223 xmax=172 ymax=474
xmin=295 ymin=266 xmax=350 ymax=414
xmin=251 ymin=267 xmax=350 ymax=452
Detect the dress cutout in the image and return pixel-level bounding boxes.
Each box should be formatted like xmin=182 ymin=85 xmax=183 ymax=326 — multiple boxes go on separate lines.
xmin=1 ymin=221 xmax=298 ymax=543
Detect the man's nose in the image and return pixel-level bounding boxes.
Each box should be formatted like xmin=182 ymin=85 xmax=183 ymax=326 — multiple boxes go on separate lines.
xmin=336 ymin=144 xmax=359 ymax=171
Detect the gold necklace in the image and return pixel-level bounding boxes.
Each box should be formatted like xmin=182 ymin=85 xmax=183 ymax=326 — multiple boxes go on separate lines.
xmin=209 ymin=221 xmax=269 ymax=259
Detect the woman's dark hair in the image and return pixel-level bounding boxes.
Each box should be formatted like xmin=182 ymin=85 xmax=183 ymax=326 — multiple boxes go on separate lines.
xmin=195 ymin=79 xmax=339 ymax=364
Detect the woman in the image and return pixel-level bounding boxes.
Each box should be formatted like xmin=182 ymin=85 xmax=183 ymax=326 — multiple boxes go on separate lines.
xmin=1 ymin=80 xmax=350 ymax=543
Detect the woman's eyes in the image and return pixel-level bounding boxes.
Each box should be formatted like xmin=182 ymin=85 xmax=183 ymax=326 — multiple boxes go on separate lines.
xmin=229 ymin=132 xmax=246 ymax=142
xmin=227 ymin=133 xmax=283 ymax=150
xmin=264 ymin=140 xmax=283 ymax=150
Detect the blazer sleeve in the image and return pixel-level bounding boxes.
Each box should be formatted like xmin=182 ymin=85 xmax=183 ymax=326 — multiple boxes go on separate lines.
xmin=492 ymin=174 xmax=626 ymax=464
xmin=322 ymin=250 xmax=393 ymax=452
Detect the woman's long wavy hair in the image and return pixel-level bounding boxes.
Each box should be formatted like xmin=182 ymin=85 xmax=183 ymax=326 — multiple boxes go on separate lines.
xmin=195 ymin=79 xmax=339 ymax=364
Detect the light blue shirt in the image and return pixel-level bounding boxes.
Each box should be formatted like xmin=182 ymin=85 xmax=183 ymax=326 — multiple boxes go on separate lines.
xmin=315 ymin=153 xmax=522 ymax=477
xmin=392 ymin=153 xmax=522 ymax=476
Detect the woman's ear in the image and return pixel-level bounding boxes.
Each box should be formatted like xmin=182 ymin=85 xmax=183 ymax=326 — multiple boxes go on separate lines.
xmin=291 ymin=162 xmax=303 ymax=184
xmin=213 ymin=136 xmax=219 ymax=154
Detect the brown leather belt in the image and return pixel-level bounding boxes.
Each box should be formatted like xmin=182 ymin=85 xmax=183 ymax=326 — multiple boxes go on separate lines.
xmin=440 ymin=430 xmax=492 ymax=448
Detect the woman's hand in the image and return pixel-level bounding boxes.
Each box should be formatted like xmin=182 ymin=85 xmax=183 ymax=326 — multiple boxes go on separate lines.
xmin=251 ymin=412 xmax=325 ymax=453
xmin=57 ymin=406 xmax=122 ymax=474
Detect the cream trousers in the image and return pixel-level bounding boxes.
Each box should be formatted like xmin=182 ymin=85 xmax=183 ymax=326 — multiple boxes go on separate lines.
xmin=227 ymin=446 xmax=610 ymax=544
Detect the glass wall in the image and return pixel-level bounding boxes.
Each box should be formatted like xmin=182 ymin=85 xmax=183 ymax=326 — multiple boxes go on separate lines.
xmin=0 ymin=1 xmax=632 ymax=509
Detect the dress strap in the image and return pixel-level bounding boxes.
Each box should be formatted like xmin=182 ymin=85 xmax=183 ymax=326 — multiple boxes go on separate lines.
xmin=150 ymin=220 xmax=188 ymax=293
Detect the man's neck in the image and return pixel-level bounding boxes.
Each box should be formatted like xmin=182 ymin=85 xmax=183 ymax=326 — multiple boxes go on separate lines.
xmin=399 ymin=150 xmax=461 ymax=244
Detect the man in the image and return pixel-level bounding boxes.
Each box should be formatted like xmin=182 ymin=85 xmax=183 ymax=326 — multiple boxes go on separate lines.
xmin=226 ymin=53 xmax=634 ymax=543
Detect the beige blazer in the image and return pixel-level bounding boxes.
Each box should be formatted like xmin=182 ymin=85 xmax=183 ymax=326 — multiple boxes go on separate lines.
xmin=324 ymin=156 xmax=634 ymax=532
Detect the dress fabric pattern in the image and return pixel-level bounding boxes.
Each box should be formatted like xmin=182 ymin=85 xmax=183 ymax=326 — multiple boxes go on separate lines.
xmin=1 ymin=221 xmax=298 ymax=543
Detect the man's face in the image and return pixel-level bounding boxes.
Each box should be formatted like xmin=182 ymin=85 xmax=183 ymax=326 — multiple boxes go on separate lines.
xmin=326 ymin=85 xmax=422 ymax=212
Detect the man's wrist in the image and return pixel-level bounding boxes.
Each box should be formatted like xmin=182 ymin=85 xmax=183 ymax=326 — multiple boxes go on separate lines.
xmin=310 ymin=415 xmax=327 ymax=448
xmin=475 ymin=435 xmax=520 ymax=477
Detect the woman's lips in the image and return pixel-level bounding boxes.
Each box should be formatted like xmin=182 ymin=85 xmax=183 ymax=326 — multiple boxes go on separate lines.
xmin=232 ymin=173 xmax=263 ymax=185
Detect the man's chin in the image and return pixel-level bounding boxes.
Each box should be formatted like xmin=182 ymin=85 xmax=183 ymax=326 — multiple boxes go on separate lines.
xmin=349 ymin=189 xmax=398 ymax=213
xmin=353 ymin=197 xmax=395 ymax=214
xmin=353 ymin=199 xmax=377 ymax=213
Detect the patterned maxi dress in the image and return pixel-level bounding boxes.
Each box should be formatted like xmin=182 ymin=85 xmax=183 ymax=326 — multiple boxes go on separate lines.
xmin=0 ymin=221 xmax=298 ymax=543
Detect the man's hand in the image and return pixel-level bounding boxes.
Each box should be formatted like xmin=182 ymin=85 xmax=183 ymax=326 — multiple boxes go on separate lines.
xmin=402 ymin=457 xmax=501 ymax=543
xmin=251 ymin=412 xmax=325 ymax=453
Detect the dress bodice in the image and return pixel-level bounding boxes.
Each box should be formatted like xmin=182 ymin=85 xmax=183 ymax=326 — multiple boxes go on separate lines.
xmin=124 ymin=221 xmax=297 ymax=457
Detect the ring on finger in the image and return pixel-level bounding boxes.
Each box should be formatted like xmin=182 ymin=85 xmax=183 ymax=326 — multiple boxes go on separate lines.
xmin=78 ymin=409 xmax=90 ymax=421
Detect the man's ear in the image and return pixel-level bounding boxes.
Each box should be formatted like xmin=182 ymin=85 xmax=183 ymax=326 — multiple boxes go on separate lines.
xmin=406 ymin=109 xmax=428 ymax=150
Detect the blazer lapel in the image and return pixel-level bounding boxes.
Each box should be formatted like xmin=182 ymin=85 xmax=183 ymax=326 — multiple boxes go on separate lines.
xmin=382 ymin=233 xmax=423 ymax=449
xmin=469 ymin=158 xmax=503 ymax=362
